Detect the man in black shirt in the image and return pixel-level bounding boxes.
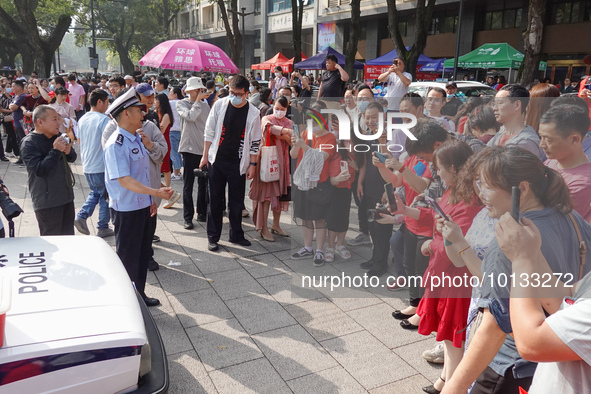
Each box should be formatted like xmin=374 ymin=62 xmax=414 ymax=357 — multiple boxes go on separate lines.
xmin=200 ymin=75 xmax=262 ymax=251
xmin=318 ymin=54 xmax=349 ymax=109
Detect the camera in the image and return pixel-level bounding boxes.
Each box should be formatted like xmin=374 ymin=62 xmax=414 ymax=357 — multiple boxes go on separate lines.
xmin=393 ymin=60 xmax=399 ymax=66
xmin=367 ymin=204 xmax=391 ymax=222
xmin=62 ymin=135 xmax=71 ymax=144
xmin=0 ymin=181 xmax=24 ymax=221
xmin=193 ymin=166 xmax=208 ymax=178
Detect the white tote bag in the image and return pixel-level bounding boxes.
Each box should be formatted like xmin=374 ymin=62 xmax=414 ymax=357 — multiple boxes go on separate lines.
xmin=260 ymin=125 xmax=280 ymax=182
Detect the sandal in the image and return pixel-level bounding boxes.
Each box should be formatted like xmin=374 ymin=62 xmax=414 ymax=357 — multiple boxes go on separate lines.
xmin=324 ymin=248 xmax=335 ymax=263
xmin=335 ymin=245 xmax=351 ymax=260
xmin=270 ymin=227 xmax=289 ymax=237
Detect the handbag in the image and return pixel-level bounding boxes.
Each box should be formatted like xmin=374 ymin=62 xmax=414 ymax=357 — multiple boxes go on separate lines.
xmin=259 ymin=124 xmax=280 ymax=183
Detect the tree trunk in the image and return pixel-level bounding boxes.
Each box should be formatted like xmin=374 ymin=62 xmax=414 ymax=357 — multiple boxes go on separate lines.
xmin=115 ymin=38 xmax=135 ymax=74
xmin=216 ymin=0 xmax=242 ymax=70
xmin=345 ymin=0 xmax=361 ymax=80
xmin=519 ymin=0 xmax=546 ymax=85
xmin=291 ymin=0 xmax=304 ymax=64
xmin=386 ymin=0 xmax=435 ymax=80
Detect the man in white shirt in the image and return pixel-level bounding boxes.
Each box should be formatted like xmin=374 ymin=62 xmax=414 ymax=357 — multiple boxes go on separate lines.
xmin=377 ymin=57 xmax=412 ymax=111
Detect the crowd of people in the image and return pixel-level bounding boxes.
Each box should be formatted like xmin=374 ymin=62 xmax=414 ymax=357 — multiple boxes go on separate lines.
xmin=1 ymin=57 xmax=591 ymax=393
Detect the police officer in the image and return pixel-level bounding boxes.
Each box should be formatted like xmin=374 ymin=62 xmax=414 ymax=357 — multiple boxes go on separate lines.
xmin=104 ymin=88 xmax=173 ymax=306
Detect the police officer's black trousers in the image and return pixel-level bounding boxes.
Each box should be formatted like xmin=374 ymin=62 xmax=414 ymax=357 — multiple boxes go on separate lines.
xmin=111 ymin=207 xmax=152 ymax=297
xmin=207 ymin=159 xmax=246 ymax=243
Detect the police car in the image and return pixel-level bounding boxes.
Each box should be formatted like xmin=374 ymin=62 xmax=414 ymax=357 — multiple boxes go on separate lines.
xmin=0 ymin=236 xmax=168 ymax=393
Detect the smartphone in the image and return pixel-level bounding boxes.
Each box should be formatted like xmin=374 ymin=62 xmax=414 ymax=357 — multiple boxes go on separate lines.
xmin=340 ymin=160 xmax=348 ymax=173
xmin=424 ymin=196 xmax=449 ymax=221
xmin=414 ymin=161 xmax=427 ymax=177
xmin=384 ymin=183 xmax=397 ymax=212
xmin=511 ymin=186 xmax=521 ymax=222
xmin=292 ymin=124 xmax=300 ymax=139
xmin=374 ymin=151 xmax=387 ymax=163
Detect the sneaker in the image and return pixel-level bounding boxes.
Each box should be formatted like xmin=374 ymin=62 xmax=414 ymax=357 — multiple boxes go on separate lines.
xmin=208 ymin=242 xmax=219 ymax=251
xmin=74 ymin=217 xmax=90 ymax=235
xmin=171 ymin=173 xmax=182 ymax=181
xmin=153 ymin=235 xmax=160 ymax=243
xmin=292 ymin=247 xmax=313 ymax=260
xmin=0 ymin=157 xmax=8 ymax=162
xmin=347 ymin=233 xmax=371 ymax=246
xmin=242 ymin=209 xmax=249 ymax=217
xmin=422 ymin=343 xmax=444 ymax=364
xmin=163 ymin=191 xmax=181 ymax=209
xmin=229 ymin=238 xmax=251 ymax=246
xmin=96 ymin=227 xmax=115 ymax=238
xmin=313 ymin=250 xmax=325 ymax=267
xmin=184 ymin=221 xmax=194 ymax=229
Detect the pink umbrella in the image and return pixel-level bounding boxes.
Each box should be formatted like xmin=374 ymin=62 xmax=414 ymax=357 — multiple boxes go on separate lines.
xmin=139 ymin=39 xmax=239 ymax=74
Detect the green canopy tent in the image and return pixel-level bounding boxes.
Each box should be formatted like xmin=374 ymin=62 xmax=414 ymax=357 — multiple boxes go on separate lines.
xmin=443 ymin=43 xmax=547 ymax=82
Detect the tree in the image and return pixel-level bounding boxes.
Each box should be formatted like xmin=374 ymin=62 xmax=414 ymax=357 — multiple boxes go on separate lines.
xmin=76 ymin=0 xmax=157 ymax=75
xmin=518 ymin=0 xmax=547 ymax=85
xmin=152 ymin=0 xmax=190 ymax=37
xmin=291 ymin=0 xmax=304 ymax=64
xmin=214 ymin=0 xmax=242 ymax=69
xmin=344 ymin=0 xmax=361 ymax=80
xmin=0 ymin=0 xmax=74 ymax=77
xmin=386 ymin=0 xmax=436 ymax=80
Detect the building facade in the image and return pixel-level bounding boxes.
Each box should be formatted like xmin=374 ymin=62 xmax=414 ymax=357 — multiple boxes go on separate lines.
xmin=172 ymin=0 xmax=591 ymax=83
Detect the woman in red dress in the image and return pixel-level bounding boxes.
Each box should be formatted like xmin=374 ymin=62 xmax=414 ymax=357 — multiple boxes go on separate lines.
xmin=385 ymin=140 xmax=482 ymax=393
xmin=249 ymin=96 xmax=292 ymax=241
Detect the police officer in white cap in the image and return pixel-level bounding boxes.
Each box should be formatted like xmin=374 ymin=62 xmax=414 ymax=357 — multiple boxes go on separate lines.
xmin=104 ymin=88 xmax=173 ymax=306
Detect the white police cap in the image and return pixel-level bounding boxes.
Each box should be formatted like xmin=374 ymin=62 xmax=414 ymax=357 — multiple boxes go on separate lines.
xmin=106 ymin=87 xmax=143 ymax=118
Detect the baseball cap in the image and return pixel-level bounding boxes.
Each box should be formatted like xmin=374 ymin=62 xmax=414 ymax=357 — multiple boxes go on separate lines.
xmin=446 ymin=82 xmax=457 ymax=89
xmin=135 ymin=82 xmax=155 ymax=96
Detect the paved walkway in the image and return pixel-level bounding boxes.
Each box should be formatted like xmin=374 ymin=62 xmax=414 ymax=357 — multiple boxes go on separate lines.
xmin=1 ymin=142 xmax=441 ymax=393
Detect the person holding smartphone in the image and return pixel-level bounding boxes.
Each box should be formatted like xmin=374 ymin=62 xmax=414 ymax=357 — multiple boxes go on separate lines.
xmin=380 ymin=140 xmax=482 ymax=393
xmin=377 ymin=57 xmax=412 ymax=112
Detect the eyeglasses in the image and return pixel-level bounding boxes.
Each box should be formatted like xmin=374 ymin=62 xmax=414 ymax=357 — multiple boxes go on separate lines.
xmin=474 ymin=179 xmax=493 ymax=199
xmin=426 ymin=97 xmax=443 ymax=104
xmin=230 ymin=91 xmax=247 ymax=98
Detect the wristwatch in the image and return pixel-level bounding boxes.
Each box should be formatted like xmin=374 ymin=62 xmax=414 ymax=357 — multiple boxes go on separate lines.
xmin=250 ymin=162 xmax=257 ymax=166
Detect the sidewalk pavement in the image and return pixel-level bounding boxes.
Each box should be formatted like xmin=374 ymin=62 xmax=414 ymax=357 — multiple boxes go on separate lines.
xmin=0 ymin=146 xmax=441 ymax=393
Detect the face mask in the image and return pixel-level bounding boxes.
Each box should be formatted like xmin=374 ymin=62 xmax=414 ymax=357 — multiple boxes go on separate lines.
xmin=215 ymin=86 xmax=219 ymax=91
xmin=357 ymin=101 xmax=369 ymax=113
xmin=447 ymin=94 xmax=455 ymax=98
xmin=275 ymin=72 xmax=282 ymax=78
xmin=291 ymin=94 xmax=296 ymax=99
xmin=275 ymin=109 xmax=287 ymax=119
xmin=5 ymin=88 xmax=12 ymax=94
xmin=230 ymin=94 xmax=243 ymax=106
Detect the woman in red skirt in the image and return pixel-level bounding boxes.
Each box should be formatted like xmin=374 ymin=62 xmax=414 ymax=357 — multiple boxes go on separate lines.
xmin=385 ymin=140 xmax=482 ymax=393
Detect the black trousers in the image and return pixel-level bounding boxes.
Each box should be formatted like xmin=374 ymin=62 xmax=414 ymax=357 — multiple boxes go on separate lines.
xmin=351 ymin=178 xmax=369 ymax=235
xmin=147 ymin=213 xmax=157 ymax=262
xmin=470 ymin=366 xmax=533 ymax=394
xmin=111 ymin=207 xmax=152 ymax=297
xmin=369 ymin=219 xmax=393 ymax=270
xmin=3 ymin=121 xmax=16 ymax=155
xmin=14 ymin=126 xmax=25 ymax=157
xmin=403 ymin=229 xmax=431 ymax=307
xmin=207 ymin=159 xmax=245 ymax=243
xmin=182 ymin=152 xmax=207 ymax=222
xmin=35 ymin=201 xmax=75 ymax=236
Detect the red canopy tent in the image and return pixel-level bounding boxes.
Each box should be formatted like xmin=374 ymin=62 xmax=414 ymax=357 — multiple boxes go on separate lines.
xmin=275 ymin=53 xmax=308 ymax=73
xmin=251 ymin=53 xmax=289 ymax=70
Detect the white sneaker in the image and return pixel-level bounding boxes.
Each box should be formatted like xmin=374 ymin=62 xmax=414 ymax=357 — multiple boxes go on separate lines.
xmin=422 ymin=342 xmax=444 ymax=364
xmin=171 ymin=173 xmax=182 ymax=181
xmin=163 ymin=191 xmax=181 ymax=209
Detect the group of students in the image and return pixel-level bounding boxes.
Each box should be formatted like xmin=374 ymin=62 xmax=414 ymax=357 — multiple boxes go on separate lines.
xmin=283 ymin=80 xmax=591 ymax=393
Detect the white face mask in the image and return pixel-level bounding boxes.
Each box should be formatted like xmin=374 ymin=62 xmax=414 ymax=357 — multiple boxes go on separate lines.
xmin=274 ymin=109 xmax=287 ymax=119
xmin=275 ymin=72 xmax=282 ymax=78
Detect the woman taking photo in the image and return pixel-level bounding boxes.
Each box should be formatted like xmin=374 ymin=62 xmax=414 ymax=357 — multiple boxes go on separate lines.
xmin=155 ymin=93 xmax=181 ymax=209
xmin=441 ymin=146 xmax=591 ymax=394
xmin=49 ymin=87 xmax=76 ymax=139
xmin=382 ymin=140 xmax=482 ymax=393
xmin=249 ymin=96 xmax=292 ymax=242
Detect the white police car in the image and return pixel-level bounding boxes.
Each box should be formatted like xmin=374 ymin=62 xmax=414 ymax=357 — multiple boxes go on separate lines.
xmin=0 ymin=236 xmax=168 ymax=393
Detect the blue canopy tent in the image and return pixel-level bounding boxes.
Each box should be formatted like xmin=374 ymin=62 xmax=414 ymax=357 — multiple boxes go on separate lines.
xmin=366 ymin=47 xmax=434 ymax=66
xmin=419 ymin=59 xmax=447 ymax=72
xmin=294 ymin=47 xmax=364 ymax=70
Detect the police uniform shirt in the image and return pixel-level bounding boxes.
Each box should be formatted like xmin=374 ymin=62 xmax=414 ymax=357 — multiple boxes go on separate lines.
xmin=104 ymin=127 xmax=152 ymax=212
